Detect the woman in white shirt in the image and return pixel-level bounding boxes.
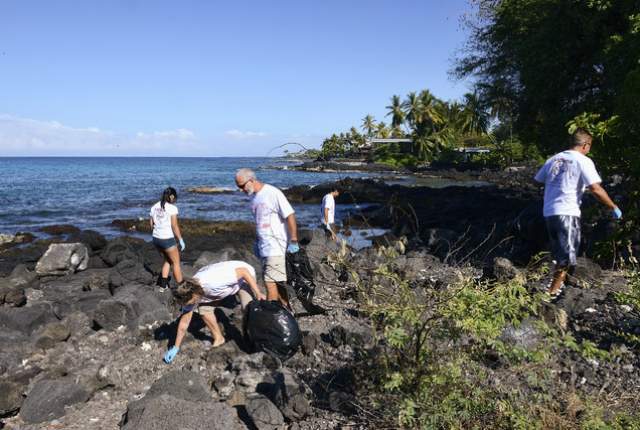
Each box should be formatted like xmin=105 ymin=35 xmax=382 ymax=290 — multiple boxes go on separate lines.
xmin=149 ymin=187 xmax=185 ymax=288
xmin=163 ymin=260 xmax=266 ymax=363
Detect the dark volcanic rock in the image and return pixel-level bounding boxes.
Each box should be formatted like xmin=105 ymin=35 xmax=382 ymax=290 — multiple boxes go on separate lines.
xmin=35 ymin=243 xmax=89 ymax=276
xmin=20 ymin=378 xmax=90 ymax=423
xmin=121 ymin=394 xmax=244 ymax=430
xmin=34 ymin=321 xmax=71 ymax=349
xmin=0 ymin=303 xmax=56 ymax=335
xmin=245 ymin=393 xmax=285 ymax=429
xmin=100 ymin=237 xmax=141 ymax=267
xmin=39 ymin=224 xmax=81 ymax=236
xmin=120 ymin=370 xmax=244 ymax=430
xmin=70 ymin=230 xmax=108 ymax=252
xmin=92 ymin=284 xmax=170 ymax=330
xmin=0 ymin=380 xmax=23 ymax=417
xmin=108 ymin=259 xmax=153 ymax=290
xmin=144 ymin=370 xmax=211 ymax=402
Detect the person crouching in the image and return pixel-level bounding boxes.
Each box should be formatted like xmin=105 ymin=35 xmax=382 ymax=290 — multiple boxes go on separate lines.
xmin=163 ymin=260 xmax=266 ymax=363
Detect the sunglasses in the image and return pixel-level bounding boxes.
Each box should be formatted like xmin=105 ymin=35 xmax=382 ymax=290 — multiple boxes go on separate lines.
xmin=237 ymin=179 xmax=253 ymax=190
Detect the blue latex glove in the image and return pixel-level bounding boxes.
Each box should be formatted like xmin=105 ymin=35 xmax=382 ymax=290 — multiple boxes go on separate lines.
xmin=287 ymin=242 xmax=300 ymax=253
xmin=612 ymin=207 xmax=622 ymax=219
xmin=164 ymin=346 xmax=179 ymax=363
xmin=179 ymin=238 xmax=186 ymax=251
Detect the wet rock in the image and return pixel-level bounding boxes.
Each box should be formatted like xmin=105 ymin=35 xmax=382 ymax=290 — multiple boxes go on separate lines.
xmin=0 ymin=303 xmax=56 ymax=335
xmin=0 ymin=233 xmax=15 ymax=246
xmin=20 ymin=378 xmax=89 ymax=423
xmin=108 ymin=259 xmax=153 ymax=290
xmin=121 ymin=394 xmax=244 ymax=430
xmin=0 ymin=380 xmax=23 ymax=416
xmin=34 ymin=322 xmax=71 ymax=349
xmin=421 ymin=228 xmax=459 ymax=259
xmin=39 ymin=224 xmax=81 ymax=236
xmin=245 ymin=393 xmax=285 ymax=429
xmin=35 ymin=243 xmax=89 ymax=276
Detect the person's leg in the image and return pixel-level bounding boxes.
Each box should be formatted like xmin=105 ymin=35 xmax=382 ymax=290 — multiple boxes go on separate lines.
xmin=198 ymin=306 xmax=225 ymax=347
xmin=546 ymin=216 xmax=572 ymax=295
xmin=262 ymin=256 xmax=289 ymax=308
xmin=164 ymin=246 xmax=183 ymax=284
xmin=236 ymin=284 xmax=254 ymax=310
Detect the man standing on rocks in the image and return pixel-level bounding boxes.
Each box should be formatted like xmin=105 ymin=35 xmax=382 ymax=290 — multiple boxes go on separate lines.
xmin=321 ymin=187 xmax=340 ymax=241
xmin=235 ymin=168 xmax=299 ymax=308
xmin=534 ymin=128 xmax=622 ymax=298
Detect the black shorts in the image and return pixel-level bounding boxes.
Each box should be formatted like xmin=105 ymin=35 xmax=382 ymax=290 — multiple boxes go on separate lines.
xmin=545 ymin=215 xmax=580 ymax=268
xmin=153 ymin=237 xmax=177 ymax=250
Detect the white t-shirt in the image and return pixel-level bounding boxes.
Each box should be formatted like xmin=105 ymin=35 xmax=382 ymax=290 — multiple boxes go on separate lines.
xmin=251 ymin=184 xmax=295 ymax=257
xmin=321 ymin=193 xmax=335 ymax=225
xmin=194 ymin=260 xmax=255 ymax=303
xmin=150 ymin=201 xmax=178 ymax=239
xmin=534 ymin=150 xmax=602 ymax=217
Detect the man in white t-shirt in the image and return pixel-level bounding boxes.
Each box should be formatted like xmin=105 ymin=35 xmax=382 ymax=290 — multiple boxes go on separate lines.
xmin=321 ymin=187 xmax=340 ymax=241
xmin=534 ymin=128 xmax=622 ymax=297
xmin=235 ymin=168 xmax=299 ymax=309
xmin=163 ymin=260 xmax=266 ymax=363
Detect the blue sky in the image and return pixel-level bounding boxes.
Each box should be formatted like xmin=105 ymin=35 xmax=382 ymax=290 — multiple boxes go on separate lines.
xmin=0 ymin=0 xmax=472 ymax=156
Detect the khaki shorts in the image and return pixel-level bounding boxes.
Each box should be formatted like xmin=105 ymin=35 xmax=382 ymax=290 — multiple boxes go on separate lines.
xmin=262 ymin=255 xmax=287 ymax=283
xmin=191 ymin=284 xmax=254 ymax=316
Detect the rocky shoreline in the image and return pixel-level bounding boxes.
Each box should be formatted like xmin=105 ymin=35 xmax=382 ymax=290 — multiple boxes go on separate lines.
xmin=1 ymin=174 xmax=638 ymax=428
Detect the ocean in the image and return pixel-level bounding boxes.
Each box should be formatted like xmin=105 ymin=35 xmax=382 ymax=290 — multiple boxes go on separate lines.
xmin=0 ymin=157 xmax=374 ymax=238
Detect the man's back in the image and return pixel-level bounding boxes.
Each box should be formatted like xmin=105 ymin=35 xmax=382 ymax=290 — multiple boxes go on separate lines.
xmin=534 ymin=150 xmax=601 ymax=217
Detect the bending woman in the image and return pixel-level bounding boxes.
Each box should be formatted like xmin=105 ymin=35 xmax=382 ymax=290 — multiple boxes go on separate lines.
xmin=164 ymin=260 xmax=266 ymax=363
xmin=150 ymin=187 xmax=185 ymax=288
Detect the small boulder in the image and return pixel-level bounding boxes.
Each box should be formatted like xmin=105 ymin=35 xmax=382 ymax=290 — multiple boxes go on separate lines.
xmin=108 ymin=259 xmax=153 ymax=290
xmin=245 ymin=394 xmax=285 ymax=429
xmin=20 ymin=379 xmax=89 ymax=423
xmin=487 ymin=257 xmax=521 ymax=282
xmin=35 ymin=243 xmax=89 ymax=276
xmin=0 ymin=303 xmax=56 ymax=335
xmin=144 ymin=370 xmax=211 ymax=402
xmin=121 ymin=394 xmax=244 ymax=430
xmin=34 ymin=322 xmax=71 ymax=349
xmin=0 ymin=380 xmax=24 ymax=416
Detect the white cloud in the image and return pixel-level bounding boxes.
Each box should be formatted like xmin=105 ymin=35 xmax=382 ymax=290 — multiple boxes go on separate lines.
xmin=0 ymin=114 xmax=198 ymax=156
xmin=0 ymin=113 xmax=323 ymax=156
xmin=224 ymin=129 xmax=268 ymax=139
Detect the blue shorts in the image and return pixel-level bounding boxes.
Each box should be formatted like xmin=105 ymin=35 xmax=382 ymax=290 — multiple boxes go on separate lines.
xmin=545 ymin=215 xmax=581 ymax=268
xmin=152 ymin=237 xmax=177 ymax=250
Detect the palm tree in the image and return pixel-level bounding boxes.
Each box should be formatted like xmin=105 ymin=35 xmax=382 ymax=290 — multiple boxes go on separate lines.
xmin=461 ymin=92 xmax=490 ymax=135
xmin=385 ymin=95 xmax=405 ymax=129
xmin=402 ymin=92 xmax=421 ymax=132
xmin=376 ymin=121 xmax=390 ymax=138
xmin=361 ymin=115 xmax=376 ymax=139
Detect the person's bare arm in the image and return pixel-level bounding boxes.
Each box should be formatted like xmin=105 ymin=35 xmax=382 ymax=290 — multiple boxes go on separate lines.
xmin=149 ymin=218 xmax=154 ymax=230
xmin=286 ymin=213 xmax=298 ymax=242
xmin=171 ymin=215 xmax=183 ymax=241
xmin=174 ymin=310 xmax=193 ymax=349
xmin=588 ymin=183 xmax=618 ymax=210
xmin=236 ymin=267 xmax=266 ymax=300
xmin=324 ymin=207 xmax=330 ymax=225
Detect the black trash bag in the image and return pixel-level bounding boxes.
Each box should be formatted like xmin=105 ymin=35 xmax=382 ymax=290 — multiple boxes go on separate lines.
xmin=244 ymin=300 xmax=302 ymax=361
xmin=286 ymin=249 xmax=326 ymax=314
